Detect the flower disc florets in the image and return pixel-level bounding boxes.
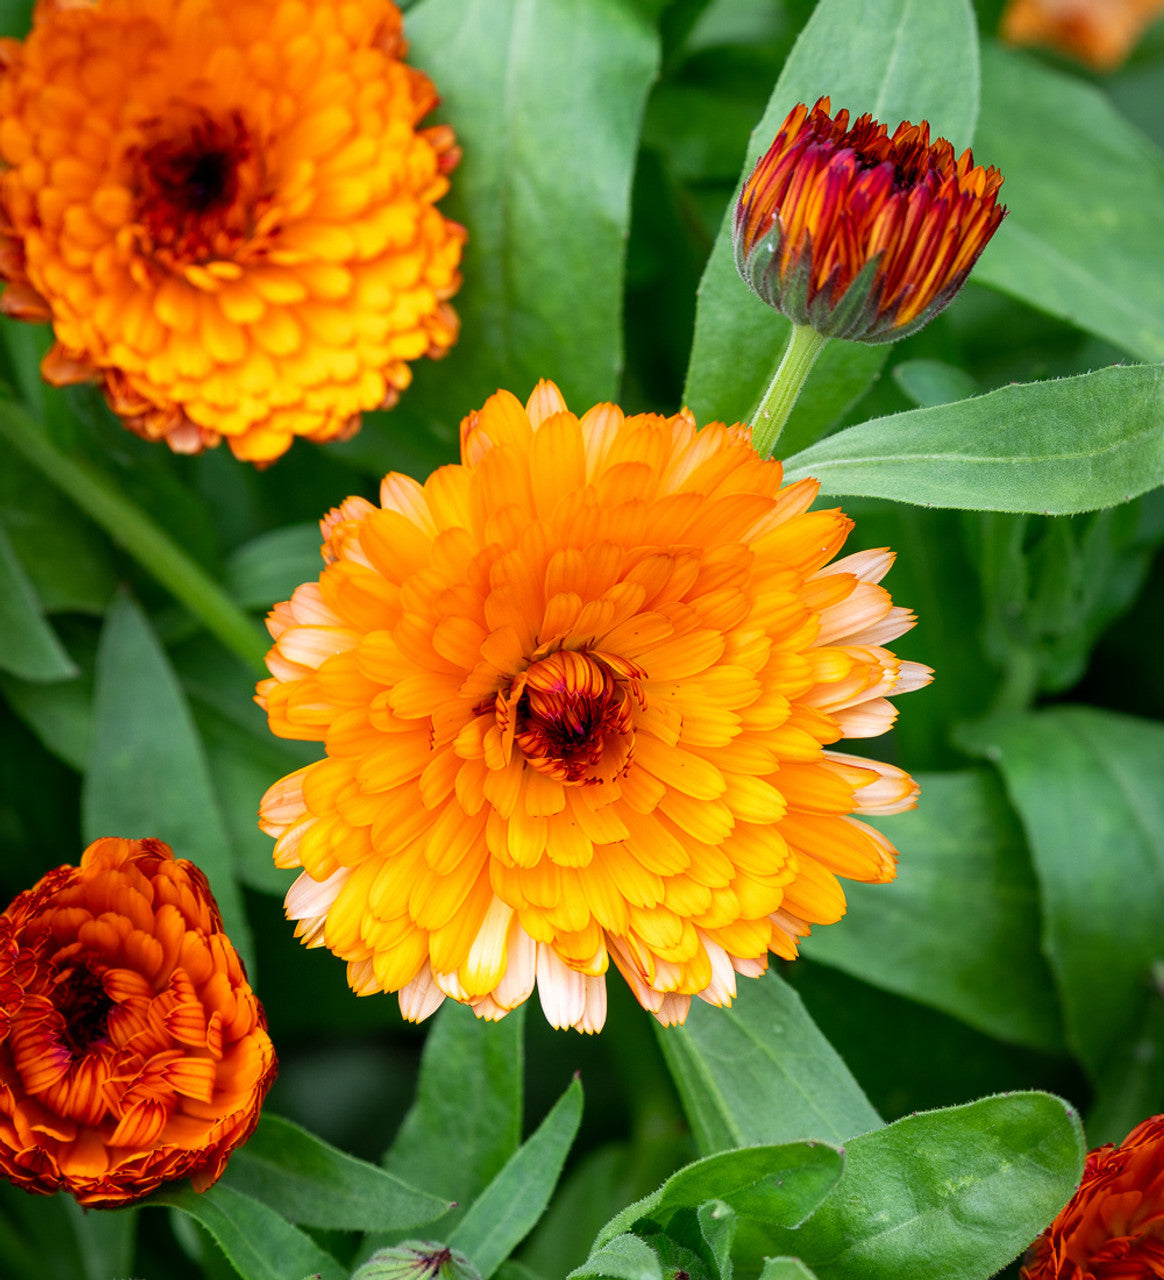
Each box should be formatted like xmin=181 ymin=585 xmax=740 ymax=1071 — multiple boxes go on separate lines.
xmin=257 ymin=382 xmax=931 ymax=1032
xmin=1022 ymin=1113 xmax=1164 ymax=1278
xmin=0 ymin=838 xmax=276 ymax=1206
xmin=0 ymin=0 xmax=464 ymax=462
xmin=734 ymin=96 xmax=1005 ymax=343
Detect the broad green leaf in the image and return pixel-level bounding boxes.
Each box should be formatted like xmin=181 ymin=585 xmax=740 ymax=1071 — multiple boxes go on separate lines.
xmin=82 ymin=594 xmax=252 ymax=970
xmin=892 ymin=359 xmax=978 ymax=409
xmin=803 ymin=771 xmax=1063 ymax=1053
xmin=0 ymin=448 xmax=116 ymax=614
xmin=224 ymin=523 xmax=322 ymax=612
xmin=383 ymin=1003 xmax=525 ymax=1231
xmin=595 ymin=1142 xmax=843 ymax=1247
xmin=340 ymin=0 xmax=661 ymax=476
xmin=222 ymin=1113 xmax=450 ymax=1233
xmin=758 ymin=1094 xmax=1084 ymax=1279
xmin=973 ymin=43 xmax=1164 ymax=362
xmin=958 ymin=707 xmax=1164 ymax=1084
xmin=62 ymin=1201 xmax=136 ymax=1280
xmin=684 ymin=0 xmax=978 ymax=441
xmin=148 ymin=1183 xmax=344 ymax=1280
xmin=0 ymin=526 xmax=76 ymax=681
xmin=758 ymin=1262 xmax=818 ymax=1280
xmin=783 ymin=364 xmax=1164 ymax=514
xmin=1086 ymin=980 xmax=1164 ymax=1147
xmin=0 ymin=668 xmax=92 ymax=770
xmin=569 ymin=1234 xmax=664 ymax=1280
xmin=449 ymin=1077 xmax=583 ymax=1280
xmin=657 ymin=970 xmax=881 ymax=1154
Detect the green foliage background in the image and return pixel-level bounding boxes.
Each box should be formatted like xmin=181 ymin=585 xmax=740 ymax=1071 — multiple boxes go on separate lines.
xmin=0 ymin=0 xmax=1162 ymax=1276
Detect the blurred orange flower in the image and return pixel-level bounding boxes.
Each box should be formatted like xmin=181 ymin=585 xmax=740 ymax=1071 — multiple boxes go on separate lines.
xmin=0 ymin=838 xmax=275 ymax=1207
xmin=1022 ymin=1114 xmax=1164 ymax=1278
xmin=1001 ymin=0 xmax=1164 ymax=70
xmin=735 ymin=97 xmax=1005 ymax=343
xmin=257 ymin=381 xmax=930 ymax=1032
xmin=0 ymin=0 xmax=464 ymax=463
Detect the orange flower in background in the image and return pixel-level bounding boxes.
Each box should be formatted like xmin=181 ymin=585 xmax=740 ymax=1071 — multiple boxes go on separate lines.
xmin=735 ymin=97 xmax=1005 ymax=343
xmin=1022 ymin=1114 xmax=1164 ymax=1277
xmin=257 ymin=381 xmax=931 ymax=1033
xmin=0 ymin=0 xmax=464 ymax=463
xmin=0 ymin=838 xmax=275 ymax=1206
xmin=1001 ymin=0 xmax=1164 ymax=71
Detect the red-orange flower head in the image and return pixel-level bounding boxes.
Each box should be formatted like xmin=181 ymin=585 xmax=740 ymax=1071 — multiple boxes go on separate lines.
xmin=0 ymin=0 xmax=464 ymax=463
xmin=734 ymin=97 xmax=1006 ymax=343
xmin=257 ymin=381 xmax=931 ymax=1033
xmin=1022 ymin=1114 xmax=1164 ymax=1279
xmin=0 ymin=838 xmax=276 ymax=1207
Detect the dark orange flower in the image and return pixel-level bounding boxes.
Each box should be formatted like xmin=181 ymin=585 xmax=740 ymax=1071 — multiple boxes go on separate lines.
xmin=0 ymin=838 xmax=275 ymax=1207
xmin=257 ymin=381 xmax=929 ymax=1033
xmin=1022 ymin=1114 xmax=1164 ymax=1278
xmin=734 ymin=97 xmax=1005 ymax=343
xmin=0 ymin=0 xmax=464 ymax=463
xmin=1001 ymin=0 xmax=1164 ymax=71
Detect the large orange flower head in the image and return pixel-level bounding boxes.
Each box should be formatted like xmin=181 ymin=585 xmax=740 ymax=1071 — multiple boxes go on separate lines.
xmin=1001 ymin=0 xmax=1164 ymax=72
xmin=735 ymin=97 xmax=1005 ymax=343
xmin=257 ymin=382 xmax=931 ymax=1033
xmin=0 ymin=838 xmax=276 ymax=1206
xmin=0 ymin=0 xmax=464 ymax=463
xmin=1022 ymin=1114 xmax=1164 ymax=1279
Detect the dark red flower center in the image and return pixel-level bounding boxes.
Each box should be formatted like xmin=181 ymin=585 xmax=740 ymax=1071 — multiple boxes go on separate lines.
xmin=54 ymin=966 xmax=113 ymax=1057
xmin=505 ymin=649 xmax=645 ymax=785
xmin=132 ymin=109 xmax=255 ymax=263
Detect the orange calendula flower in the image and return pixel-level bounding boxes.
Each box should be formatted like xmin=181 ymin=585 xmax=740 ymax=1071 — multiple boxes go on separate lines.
xmin=0 ymin=0 xmax=464 ymax=463
xmin=257 ymin=381 xmax=931 ymax=1033
xmin=0 ymin=838 xmax=276 ymax=1206
xmin=735 ymin=97 xmax=1005 ymax=343
xmin=1022 ymin=1114 xmax=1164 ymax=1278
xmin=1001 ymin=0 xmax=1164 ymax=71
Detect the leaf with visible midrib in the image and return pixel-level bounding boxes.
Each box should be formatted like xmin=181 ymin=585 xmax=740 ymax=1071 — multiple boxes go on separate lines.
xmin=783 ymin=364 xmax=1164 ymax=515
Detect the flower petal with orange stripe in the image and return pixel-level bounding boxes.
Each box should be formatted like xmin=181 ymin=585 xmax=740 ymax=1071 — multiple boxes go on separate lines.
xmin=0 ymin=838 xmax=275 ymax=1206
xmin=258 ymin=382 xmax=932 ymax=1032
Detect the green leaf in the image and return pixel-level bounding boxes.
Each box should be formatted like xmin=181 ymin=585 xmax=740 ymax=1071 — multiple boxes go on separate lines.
xmin=0 ymin=525 xmax=77 ymax=681
xmin=802 ymin=770 xmax=1063 ymax=1053
xmin=697 ymin=1200 xmax=737 ymax=1280
xmin=657 ymin=970 xmax=881 ymax=1154
xmin=595 ymin=1142 xmax=844 ymax=1247
xmin=221 ymin=1113 xmax=450 ymax=1233
xmin=757 ymin=1262 xmax=818 ymax=1280
xmin=569 ymin=1234 xmax=664 ymax=1280
xmin=782 ymin=364 xmax=1164 ymax=514
xmin=449 ymin=1077 xmax=583 ymax=1280
xmin=224 ymin=523 xmax=322 ymax=611
xmin=0 ymin=447 xmax=116 ymax=614
xmin=0 ymin=668 xmax=92 ymax=770
xmin=82 ymin=594 xmax=252 ymax=971
xmin=148 ymin=1183 xmax=345 ymax=1280
xmin=957 ymin=707 xmax=1164 ymax=1084
xmin=892 ymin=359 xmax=978 ymax=409
xmin=62 ymin=1201 xmax=136 ymax=1280
xmin=973 ymin=43 xmax=1164 ymax=362
xmin=384 ymin=1003 xmax=525 ymax=1230
xmin=343 ymin=0 xmax=660 ymax=474
xmin=683 ymin=0 xmax=977 ymax=441
xmin=756 ymin=1093 xmax=1084 ymax=1279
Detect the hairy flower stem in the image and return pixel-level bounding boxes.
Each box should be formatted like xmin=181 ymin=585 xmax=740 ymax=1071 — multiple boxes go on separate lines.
xmin=749 ymin=323 xmax=829 ymax=458
xmin=0 ymin=402 xmax=268 ymax=673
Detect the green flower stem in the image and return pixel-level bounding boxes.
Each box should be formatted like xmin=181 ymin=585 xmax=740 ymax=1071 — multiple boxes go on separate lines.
xmin=0 ymin=400 xmax=269 ymax=674
xmin=749 ymin=323 xmax=829 ymax=458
